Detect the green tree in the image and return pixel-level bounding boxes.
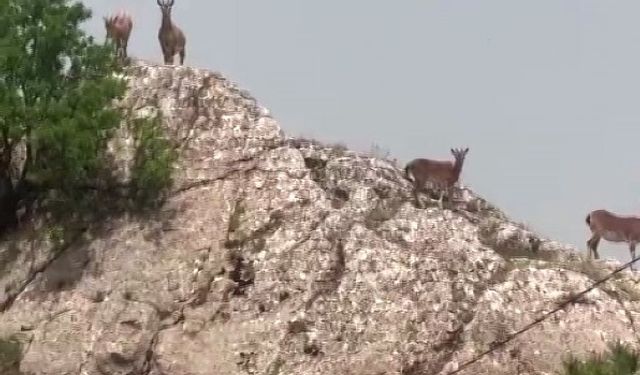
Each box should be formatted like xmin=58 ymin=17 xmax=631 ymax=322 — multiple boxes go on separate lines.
xmin=0 ymin=0 xmax=126 ymax=229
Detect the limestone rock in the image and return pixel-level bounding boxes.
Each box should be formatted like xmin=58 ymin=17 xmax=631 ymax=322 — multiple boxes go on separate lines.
xmin=0 ymin=60 xmax=637 ymax=375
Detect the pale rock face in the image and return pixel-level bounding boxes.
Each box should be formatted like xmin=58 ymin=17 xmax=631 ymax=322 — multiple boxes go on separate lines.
xmin=0 ymin=60 xmax=638 ymax=375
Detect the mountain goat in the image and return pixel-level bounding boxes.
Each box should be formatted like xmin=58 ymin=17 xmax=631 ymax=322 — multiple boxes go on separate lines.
xmin=157 ymin=0 xmax=186 ymax=65
xmin=586 ymin=209 xmax=640 ymax=270
xmin=104 ymin=11 xmax=133 ymax=62
xmin=404 ymin=148 xmax=469 ymax=209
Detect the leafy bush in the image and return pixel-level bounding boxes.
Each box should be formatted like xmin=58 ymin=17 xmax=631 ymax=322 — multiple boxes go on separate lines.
xmin=561 ymin=341 xmax=640 ymax=375
xmin=0 ymin=0 xmax=175 ymax=229
xmin=0 ymin=0 xmax=123 ymax=224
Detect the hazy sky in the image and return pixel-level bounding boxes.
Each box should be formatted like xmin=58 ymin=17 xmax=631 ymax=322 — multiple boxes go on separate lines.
xmin=82 ymin=1 xmax=640 ymax=262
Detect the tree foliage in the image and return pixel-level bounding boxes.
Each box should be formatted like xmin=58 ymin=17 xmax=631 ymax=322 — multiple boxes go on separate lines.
xmin=0 ymin=0 xmax=175 ymax=229
xmin=0 ymin=0 xmax=126 ymax=225
xmin=561 ymin=341 xmax=640 ymax=375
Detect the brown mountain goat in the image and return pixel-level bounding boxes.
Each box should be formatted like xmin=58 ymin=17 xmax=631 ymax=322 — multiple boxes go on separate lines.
xmin=586 ymin=209 xmax=640 ymax=270
xmin=404 ymin=148 xmax=469 ymax=209
xmin=104 ymin=11 xmax=133 ymax=62
xmin=157 ymin=0 xmax=186 ymax=65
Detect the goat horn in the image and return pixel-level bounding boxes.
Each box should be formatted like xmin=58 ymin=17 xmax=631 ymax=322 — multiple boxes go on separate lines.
xmin=157 ymin=0 xmax=163 ymax=6
xmin=168 ymin=0 xmax=174 ymax=6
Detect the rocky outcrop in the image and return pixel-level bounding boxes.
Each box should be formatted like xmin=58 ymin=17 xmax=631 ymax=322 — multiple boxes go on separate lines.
xmin=0 ymin=60 xmax=639 ymax=375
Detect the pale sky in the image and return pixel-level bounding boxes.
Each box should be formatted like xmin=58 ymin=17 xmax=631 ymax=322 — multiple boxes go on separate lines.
xmin=82 ymin=1 xmax=640 ymax=263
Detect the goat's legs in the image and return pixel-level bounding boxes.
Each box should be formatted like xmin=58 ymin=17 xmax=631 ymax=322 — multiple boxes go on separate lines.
xmin=164 ymin=52 xmax=174 ymax=65
xmin=161 ymin=45 xmax=173 ymax=64
xmin=630 ymin=242 xmax=637 ymax=271
xmin=587 ymin=234 xmax=600 ymax=259
xmin=179 ymin=49 xmax=185 ymax=65
xmin=114 ymin=40 xmax=122 ymax=61
xmin=448 ymin=186 xmax=456 ymax=205
xmin=412 ymin=186 xmax=423 ymax=209
xmin=122 ymin=39 xmax=128 ymax=60
xmin=445 ymin=186 xmax=454 ymax=209
xmin=411 ymin=179 xmax=424 ymax=209
xmin=118 ymin=44 xmax=126 ymax=62
xmin=437 ymin=190 xmax=444 ymax=210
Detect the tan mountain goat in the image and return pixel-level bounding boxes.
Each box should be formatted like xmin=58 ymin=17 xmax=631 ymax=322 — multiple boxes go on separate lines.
xmin=586 ymin=209 xmax=640 ymax=270
xmin=104 ymin=11 xmax=133 ymax=62
xmin=157 ymin=0 xmax=186 ymax=65
xmin=404 ymin=148 xmax=469 ymax=209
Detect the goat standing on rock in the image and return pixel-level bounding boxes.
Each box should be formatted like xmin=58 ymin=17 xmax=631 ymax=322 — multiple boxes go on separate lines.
xmin=404 ymin=148 xmax=469 ymax=209
xmin=157 ymin=0 xmax=186 ymax=65
xmin=104 ymin=11 xmax=133 ymax=62
xmin=586 ymin=209 xmax=640 ymax=270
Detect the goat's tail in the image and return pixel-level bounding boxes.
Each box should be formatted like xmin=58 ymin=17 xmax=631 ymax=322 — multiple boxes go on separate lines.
xmin=585 ymin=212 xmax=591 ymax=226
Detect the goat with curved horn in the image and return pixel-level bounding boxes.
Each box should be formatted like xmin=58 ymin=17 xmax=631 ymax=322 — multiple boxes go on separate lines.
xmin=585 ymin=209 xmax=640 ymax=270
xmin=404 ymin=147 xmax=469 ymax=209
xmin=157 ymin=0 xmax=186 ymax=65
xmin=104 ymin=10 xmax=133 ymax=62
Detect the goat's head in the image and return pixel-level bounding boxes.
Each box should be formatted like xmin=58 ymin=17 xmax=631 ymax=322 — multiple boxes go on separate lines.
xmin=450 ymin=147 xmax=469 ymax=163
xmin=157 ymin=0 xmax=175 ymax=16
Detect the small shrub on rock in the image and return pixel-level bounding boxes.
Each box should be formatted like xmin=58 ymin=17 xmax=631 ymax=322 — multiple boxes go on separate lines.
xmin=129 ymin=114 xmax=177 ymax=209
xmin=561 ymin=341 xmax=640 ymax=375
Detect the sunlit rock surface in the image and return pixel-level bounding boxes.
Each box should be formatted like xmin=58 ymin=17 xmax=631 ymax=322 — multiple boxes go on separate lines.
xmin=0 ymin=60 xmax=638 ymax=375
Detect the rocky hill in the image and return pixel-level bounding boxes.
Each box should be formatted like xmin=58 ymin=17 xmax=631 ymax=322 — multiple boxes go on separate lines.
xmin=0 ymin=60 xmax=639 ymax=375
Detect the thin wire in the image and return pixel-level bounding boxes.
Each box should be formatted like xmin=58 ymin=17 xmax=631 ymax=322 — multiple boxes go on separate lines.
xmin=446 ymin=256 xmax=640 ymax=375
